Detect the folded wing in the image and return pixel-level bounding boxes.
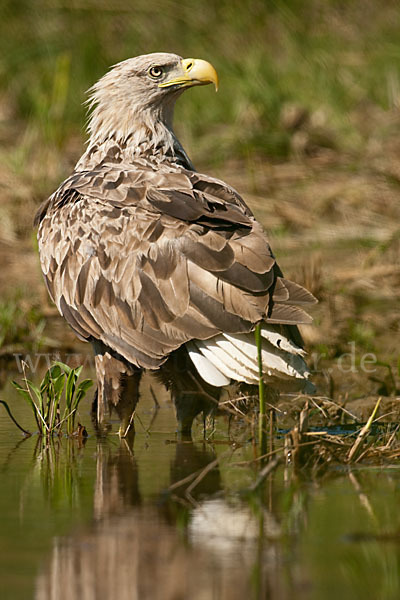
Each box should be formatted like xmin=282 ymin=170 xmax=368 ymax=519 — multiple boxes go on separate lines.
xmin=36 ymin=163 xmax=316 ymax=372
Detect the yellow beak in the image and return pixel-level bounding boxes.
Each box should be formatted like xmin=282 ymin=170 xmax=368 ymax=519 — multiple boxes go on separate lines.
xmin=159 ymin=58 xmax=219 ymax=91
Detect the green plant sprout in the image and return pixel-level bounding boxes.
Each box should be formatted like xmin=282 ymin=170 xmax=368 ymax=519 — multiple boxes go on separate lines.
xmin=11 ymin=361 xmax=93 ymax=436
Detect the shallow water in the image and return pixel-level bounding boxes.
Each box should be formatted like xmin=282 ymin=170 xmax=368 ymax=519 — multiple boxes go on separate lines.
xmin=2 ymin=376 xmax=400 ymax=600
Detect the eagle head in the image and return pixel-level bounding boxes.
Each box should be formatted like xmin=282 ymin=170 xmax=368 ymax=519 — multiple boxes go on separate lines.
xmin=86 ymin=52 xmax=218 ymax=145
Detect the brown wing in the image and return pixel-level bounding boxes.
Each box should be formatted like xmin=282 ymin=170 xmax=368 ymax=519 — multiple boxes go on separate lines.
xmin=36 ymin=163 xmax=316 ymax=369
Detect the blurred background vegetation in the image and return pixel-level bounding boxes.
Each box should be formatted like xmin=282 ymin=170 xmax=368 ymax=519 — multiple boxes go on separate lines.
xmin=0 ymin=0 xmax=399 ymax=399
xmin=2 ymin=0 xmax=400 ymax=166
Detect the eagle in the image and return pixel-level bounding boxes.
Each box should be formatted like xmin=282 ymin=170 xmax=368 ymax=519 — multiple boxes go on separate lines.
xmin=35 ymin=53 xmax=316 ymax=436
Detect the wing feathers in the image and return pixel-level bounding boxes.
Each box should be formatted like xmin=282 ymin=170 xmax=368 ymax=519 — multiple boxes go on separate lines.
xmin=267 ymin=303 xmax=313 ymax=325
xmin=37 ymin=162 xmax=316 ymax=374
xmin=273 ymin=277 xmax=317 ymax=305
xmin=190 ymin=282 xmax=252 ymax=332
xmin=138 ymin=271 xmax=176 ymax=327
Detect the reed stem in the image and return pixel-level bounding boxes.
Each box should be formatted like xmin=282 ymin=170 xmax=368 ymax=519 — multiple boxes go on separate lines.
xmin=255 ymin=323 xmax=267 ymax=456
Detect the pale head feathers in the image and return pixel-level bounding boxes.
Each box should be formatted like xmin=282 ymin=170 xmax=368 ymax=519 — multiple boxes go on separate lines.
xmin=85 ymin=53 xmax=184 ymax=146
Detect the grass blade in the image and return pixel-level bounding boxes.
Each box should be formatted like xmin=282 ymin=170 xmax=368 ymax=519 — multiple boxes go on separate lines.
xmin=255 ymin=323 xmax=267 ymax=456
xmin=0 ymin=400 xmax=31 ymax=435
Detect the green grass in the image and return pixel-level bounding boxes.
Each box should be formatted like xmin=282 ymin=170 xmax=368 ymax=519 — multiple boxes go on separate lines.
xmin=0 ymin=294 xmax=44 ymax=352
xmin=1 ymin=0 xmax=400 ymax=167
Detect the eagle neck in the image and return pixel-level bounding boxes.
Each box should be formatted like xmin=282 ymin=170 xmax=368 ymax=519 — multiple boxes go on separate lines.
xmin=76 ymin=109 xmax=194 ymax=171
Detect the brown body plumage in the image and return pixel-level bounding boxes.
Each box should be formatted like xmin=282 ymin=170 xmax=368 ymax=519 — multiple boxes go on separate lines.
xmin=35 ymin=53 xmax=316 ymax=435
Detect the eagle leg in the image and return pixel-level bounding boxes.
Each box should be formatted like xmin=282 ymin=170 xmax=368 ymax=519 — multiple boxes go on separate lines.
xmin=156 ymin=348 xmax=221 ymax=437
xmin=93 ymin=349 xmax=142 ymax=437
xmin=174 ymin=391 xmax=213 ymax=437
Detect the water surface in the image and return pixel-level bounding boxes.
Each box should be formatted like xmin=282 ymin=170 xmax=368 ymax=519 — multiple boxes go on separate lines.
xmin=1 ymin=376 xmax=400 ymax=599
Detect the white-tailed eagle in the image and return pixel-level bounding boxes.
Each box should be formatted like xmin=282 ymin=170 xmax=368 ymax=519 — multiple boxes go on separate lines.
xmin=35 ymin=53 xmax=316 ymax=435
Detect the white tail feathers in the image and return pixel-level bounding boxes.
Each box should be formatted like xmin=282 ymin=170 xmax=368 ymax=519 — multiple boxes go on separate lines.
xmin=187 ymin=323 xmax=313 ymax=391
xmin=260 ymin=327 xmax=305 ymax=356
xmin=187 ymin=344 xmax=231 ymax=386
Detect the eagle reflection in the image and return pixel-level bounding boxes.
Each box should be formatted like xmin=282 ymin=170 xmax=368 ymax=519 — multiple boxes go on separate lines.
xmin=35 ymin=439 xmax=251 ymax=600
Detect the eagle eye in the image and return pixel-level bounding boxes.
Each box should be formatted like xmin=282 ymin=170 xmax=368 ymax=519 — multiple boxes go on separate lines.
xmin=148 ymin=66 xmax=164 ymax=79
